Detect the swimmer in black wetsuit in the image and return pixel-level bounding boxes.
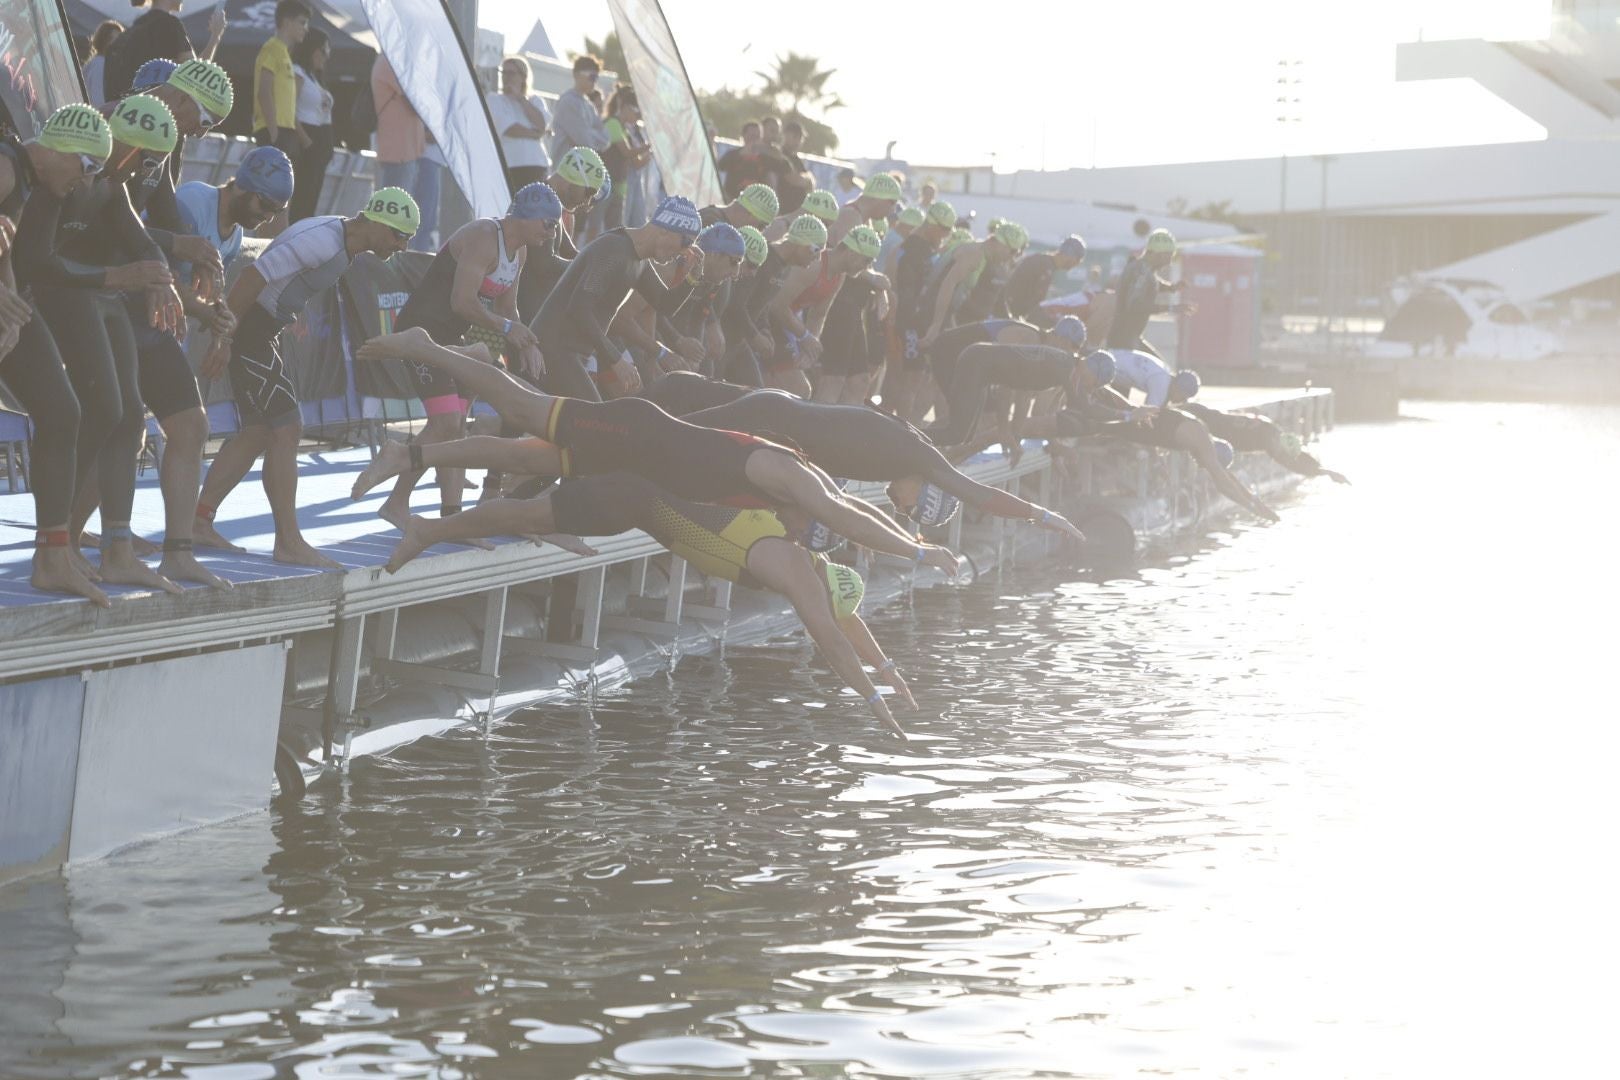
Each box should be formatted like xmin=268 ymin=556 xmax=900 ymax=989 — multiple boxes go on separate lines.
xmin=382 ymin=472 xmax=917 ymax=739
xmin=673 ymin=386 xmax=1090 ymax=542
xmin=1004 ymin=235 xmax=1086 ymax=327
xmin=1180 ymin=402 xmax=1349 ymax=484
xmin=352 ymin=327 xmax=964 ymax=576
xmin=928 ymin=332 xmax=1102 ymax=449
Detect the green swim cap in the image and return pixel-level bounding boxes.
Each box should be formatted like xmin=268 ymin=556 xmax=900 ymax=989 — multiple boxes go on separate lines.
xmin=800 ymin=189 xmax=839 ymax=222
xmin=737 ymin=182 xmax=779 ymax=224
xmin=926 ymin=200 xmax=957 ymax=228
xmin=942 ymin=226 xmax=972 ymax=254
xmin=109 ymin=94 xmax=178 ymax=153
xmin=995 ymin=221 xmax=1029 ymax=252
xmin=169 ymin=59 xmax=234 ymax=121
xmin=1146 ymin=227 xmax=1177 ymax=254
xmin=362 ymin=186 xmax=421 ymax=235
xmin=738 ymin=225 xmax=768 ymax=267
xmin=897 ymin=206 xmax=925 ymax=229
xmin=863 ymin=173 xmax=902 ymax=202
xmin=871 ymin=217 xmax=888 ymax=237
xmin=1281 ymin=431 xmax=1303 ymax=456
xmin=35 ymin=103 xmax=112 ymax=160
xmin=556 ymin=146 xmax=607 ymax=193
xmin=786 ymin=213 xmax=828 ymax=250
xmin=842 ymin=224 xmax=881 ymax=260
xmin=819 ymin=556 xmax=865 ymax=618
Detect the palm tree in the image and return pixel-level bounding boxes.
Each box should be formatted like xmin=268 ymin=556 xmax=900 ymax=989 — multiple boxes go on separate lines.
xmin=755 ymin=52 xmax=843 ymax=115
xmin=578 ymin=32 xmax=628 ymax=78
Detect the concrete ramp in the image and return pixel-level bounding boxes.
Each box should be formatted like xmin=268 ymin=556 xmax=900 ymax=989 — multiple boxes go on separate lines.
xmin=1421 ymin=209 xmax=1620 ymax=302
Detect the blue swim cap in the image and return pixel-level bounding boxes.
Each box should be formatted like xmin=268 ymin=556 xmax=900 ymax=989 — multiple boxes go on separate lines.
xmin=1171 ymin=369 xmax=1201 ymax=401
xmin=652 ymin=195 xmax=702 ymax=241
xmin=1213 ymin=437 xmax=1235 ymax=469
xmin=697 ymin=222 xmax=745 ymax=257
xmin=1083 ymin=350 xmax=1116 ymax=386
xmin=1051 ymin=315 xmax=1087 ymax=350
xmin=132 ymin=59 xmax=179 ymax=91
xmin=1058 ymin=234 xmax=1086 ymax=260
xmin=510 ymin=181 xmax=563 ymax=221
xmin=914 ymin=482 xmax=962 ymax=526
xmin=235 ymin=146 xmax=294 ymax=204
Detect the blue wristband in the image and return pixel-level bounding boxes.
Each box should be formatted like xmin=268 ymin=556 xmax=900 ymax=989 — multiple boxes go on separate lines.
xmin=914 ymin=545 xmax=927 ymax=562
xmin=502 ymin=318 xmax=514 ymax=336
xmin=866 ymin=690 xmax=883 ymax=705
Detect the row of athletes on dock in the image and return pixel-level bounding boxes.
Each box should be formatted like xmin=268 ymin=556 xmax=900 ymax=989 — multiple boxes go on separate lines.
xmin=0 ymin=85 xmax=1345 ymax=738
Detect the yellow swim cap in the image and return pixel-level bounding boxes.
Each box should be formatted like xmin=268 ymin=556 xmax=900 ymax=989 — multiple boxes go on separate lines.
xmin=800 ymin=189 xmax=840 ymax=222
xmin=109 ymin=93 xmax=178 ymax=153
xmin=819 ymin=556 xmax=865 ymax=618
xmin=863 ymin=173 xmax=902 ymax=202
xmin=35 ymin=103 xmax=112 ymax=161
xmin=362 ymin=186 xmax=421 ymax=235
xmin=787 ymin=213 xmax=829 ymax=250
xmin=169 ymin=59 xmax=234 ymax=122
xmin=926 ymin=200 xmax=956 ymax=228
xmin=897 ymin=206 xmax=925 ymax=229
xmin=738 ymin=225 xmax=769 ymax=267
xmin=737 ymin=182 xmax=779 ymax=225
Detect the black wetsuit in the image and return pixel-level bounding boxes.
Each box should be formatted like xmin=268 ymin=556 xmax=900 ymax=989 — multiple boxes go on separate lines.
xmin=537 ymin=394 xmax=791 ymax=507
xmin=123 ymin=153 xmax=201 ymax=423
xmin=1004 ymin=252 xmax=1059 ymax=326
xmin=925 ymin=319 xmax=1011 ymax=388
xmin=956 ymin=255 xmax=1008 ymax=325
xmin=1180 ymin=402 xmax=1338 ymax=479
xmin=893 ymin=232 xmax=941 ymax=368
xmin=929 ymin=342 xmax=1076 ymax=446
xmin=682 ymin=389 xmax=1048 ymax=520
xmin=820 ymin=270 xmax=881 ymax=376
xmin=1107 ymin=254 xmax=1166 ymax=354
xmin=0 ymin=139 xmax=81 ymax=528
xmin=723 ymin=247 xmax=794 ymax=385
xmin=529 ymin=228 xmax=677 ymax=400
xmin=642 ymin=370 xmax=752 ymax=414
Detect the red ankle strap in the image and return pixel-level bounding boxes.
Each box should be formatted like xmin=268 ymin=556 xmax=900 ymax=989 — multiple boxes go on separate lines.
xmin=36 ymin=530 xmax=70 ymax=548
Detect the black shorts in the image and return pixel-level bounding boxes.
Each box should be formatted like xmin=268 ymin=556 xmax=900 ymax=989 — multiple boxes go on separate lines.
xmin=229 ymin=306 xmax=301 ymax=427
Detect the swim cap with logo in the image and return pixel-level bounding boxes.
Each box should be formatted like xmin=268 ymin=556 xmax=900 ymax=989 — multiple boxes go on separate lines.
xmin=738 ymin=225 xmax=768 ymax=267
xmin=737 ymin=182 xmax=779 ymax=224
xmin=863 ymin=173 xmax=902 ymax=202
xmin=799 ymin=189 xmax=839 ymax=222
xmin=696 ymin=222 xmax=745 ymax=257
xmin=871 ymin=217 xmax=888 ymax=237
xmin=786 ymin=213 xmax=828 ymax=250
xmin=556 ymin=145 xmax=607 ymax=192
xmin=236 ymin=146 xmax=294 ymax=203
xmin=994 ymin=221 xmax=1029 ymax=252
xmin=652 ymin=195 xmax=702 ymax=241
xmin=362 ymin=186 xmax=421 ymax=235
xmin=109 ymin=94 xmax=178 ymax=153
xmin=819 ymin=556 xmax=865 ymax=618
xmin=897 ymin=206 xmax=925 ymax=229
xmin=1170 ymin=369 xmax=1201 ymax=401
xmin=1146 ymin=227 xmax=1177 ymax=254
xmin=132 ymin=59 xmax=178 ymax=91
xmin=35 ymin=104 xmax=112 ymax=160
xmin=1213 ymin=437 xmax=1236 ymax=469
xmin=511 ymin=181 xmax=564 ymax=221
xmin=926 ymin=200 xmax=956 ymax=228
xmin=913 ymin=482 xmax=962 ymax=526
xmin=1083 ymin=350 xmax=1117 ymax=385
xmin=169 ymin=58 xmax=235 ymax=120
xmin=842 ymin=224 xmax=881 ymax=261
xmin=1051 ymin=315 xmax=1087 ymax=350
xmin=1058 ymin=234 xmax=1087 ymax=260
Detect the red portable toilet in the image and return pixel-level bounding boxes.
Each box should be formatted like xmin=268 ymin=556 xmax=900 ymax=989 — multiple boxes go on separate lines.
xmin=1178 ymin=245 xmax=1261 ymax=368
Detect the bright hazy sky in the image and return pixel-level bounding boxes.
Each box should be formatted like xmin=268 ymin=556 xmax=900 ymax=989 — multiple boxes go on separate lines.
xmin=479 ymin=0 xmax=1554 ymax=170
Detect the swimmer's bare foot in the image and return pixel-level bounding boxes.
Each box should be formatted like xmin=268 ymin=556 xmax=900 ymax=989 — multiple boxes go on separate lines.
xmin=32 ymin=548 xmax=111 ymax=608
xmin=352 ymin=440 xmax=411 ymax=501
xmin=97 ymin=544 xmax=184 ymax=595
xmin=193 ymin=518 xmax=246 ymax=552
xmin=357 ymin=326 xmax=434 ymax=367
xmin=274 ymin=538 xmax=344 ymax=570
xmin=385 ymin=515 xmax=434 ymax=574
xmin=159 ymin=550 xmax=231 ymax=589
xmin=68 ymin=545 xmax=101 ymax=581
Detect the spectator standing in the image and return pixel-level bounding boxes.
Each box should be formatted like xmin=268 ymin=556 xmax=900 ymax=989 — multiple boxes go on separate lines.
xmin=776 ymin=119 xmax=812 ymax=213
xmin=602 ymin=85 xmax=652 ymax=230
xmin=548 ymin=54 xmax=611 ymax=164
xmin=102 ymin=0 xmax=226 ymax=100
xmin=371 ymin=53 xmax=440 ymax=252
xmin=834 ymin=167 xmax=864 ymax=205
xmin=918 ymin=178 xmax=938 ymax=209
xmin=717 ymin=121 xmax=774 ymax=201
xmin=288 ymin=29 xmax=334 ymax=223
xmin=253 ymin=0 xmax=309 ymax=158
xmin=487 ymin=56 xmax=551 ymax=193
xmin=82 ymin=20 xmax=124 ymax=107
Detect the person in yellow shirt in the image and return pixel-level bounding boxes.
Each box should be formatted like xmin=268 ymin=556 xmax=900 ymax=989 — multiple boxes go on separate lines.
xmin=253 ymin=0 xmax=309 ymax=157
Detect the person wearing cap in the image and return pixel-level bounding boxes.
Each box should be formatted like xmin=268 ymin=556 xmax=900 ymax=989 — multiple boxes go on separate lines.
xmin=889 ymin=200 xmax=960 ymax=422
xmin=1004 ymin=234 xmax=1086 ymax=328
xmin=814 ymin=227 xmax=892 ymax=405
xmin=877 ymin=206 xmax=922 ymax=277
xmin=829 ymin=171 xmax=902 ymax=246
xmin=545 ymin=145 xmax=608 ymax=256
xmin=611 ymin=221 xmax=746 ymax=388
xmin=927 ymin=342 xmax=1118 ymax=453
xmin=522 ymin=194 xmax=701 ymax=401
xmin=956 ymin=220 xmax=1028 ymax=325
xmin=766 ymin=223 xmax=879 ymax=398
xmin=1178 ymin=402 xmax=1349 ymax=486
xmin=714 ymin=224 xmax=772 ymax=385
xmin=0 ymin=104 xmax=114 ymax=606
xmin=350 ymin=328 xmax=966 ymax=587
xmin=922 ymin=315 xmax=1090 ymax=451
xmin=1106 ymin=227 xmax=1193 ymax=358
xmin=916 ymin=220 xmax=1024 ymax=352
xmin=720 ymin=215 xmax=825 ymax=389
xmin=24 ymin=94 xmax=186 ymax=597
xmin=190 ymin=186 xmax=418 ymax=567
xmin=700 ymin=182 xmax=779 ymax=233
xmin=362 ymin=183 xmax=557 ymax=531
xmin=674 ymin=387 xmax=1090 ymax=545
xmin=1100 ymin=346 xmax=1201 ymax=412
xmin=761 ymin=188 xmax=839 ymax=242
xmin=376 ymin=471 xmax=916 ymax=739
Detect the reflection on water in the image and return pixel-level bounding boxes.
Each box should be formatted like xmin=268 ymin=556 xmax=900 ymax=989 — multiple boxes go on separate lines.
xmin=2 ymin=402 xmax=1617 ymax=1078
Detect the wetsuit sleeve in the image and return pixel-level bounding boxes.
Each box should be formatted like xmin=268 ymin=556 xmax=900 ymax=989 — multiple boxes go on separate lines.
xmin=17 ymin=191 xmax=109 ymax=289
xmin=570 ymin=242 xmax=627 ymax=361
xmin=110 ymin=184 xmax=165 ymax=265
xmin=632 ymin=263 xmax=686 ymax=344
xmin=919 ymin=444 xmax=1046 ymax=519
